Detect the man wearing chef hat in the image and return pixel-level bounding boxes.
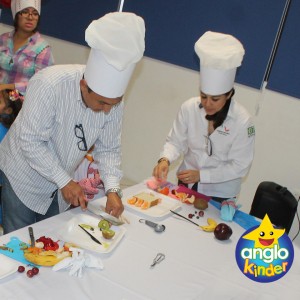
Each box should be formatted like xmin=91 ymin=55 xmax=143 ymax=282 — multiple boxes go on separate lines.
xmin=153 ymin=31 xmax=255 ymax=210
xmin=0 ymin=12 xmax=145 ymax=233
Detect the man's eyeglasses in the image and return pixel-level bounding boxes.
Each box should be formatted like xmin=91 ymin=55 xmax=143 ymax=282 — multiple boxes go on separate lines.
xmin=74 ymin=124 xmax=88 ymax=151
xmin=204 ymin=135 xmax=213 ymax=156
xmin=19 ymin=9 xmax=39 ymax=19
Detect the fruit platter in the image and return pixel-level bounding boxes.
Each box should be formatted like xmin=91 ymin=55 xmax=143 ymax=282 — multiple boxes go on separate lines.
xmin=146 ymin=178 xmax=210 ymax=204
xmin=23 ymin=236 xmax=72 ymax=266
xmin=124 ymin=188 xmax=181 ymax=218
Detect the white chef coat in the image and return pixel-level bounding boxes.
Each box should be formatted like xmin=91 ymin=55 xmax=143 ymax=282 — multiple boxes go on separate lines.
xmin=160 ymin=97 xmax=255 ymax=198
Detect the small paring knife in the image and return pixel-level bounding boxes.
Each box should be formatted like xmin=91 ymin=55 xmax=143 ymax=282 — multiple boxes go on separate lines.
xmin=78 ymin=224 xmax=102 ymax=245
xmin=28 ymin=226 xmax=35 ymax=247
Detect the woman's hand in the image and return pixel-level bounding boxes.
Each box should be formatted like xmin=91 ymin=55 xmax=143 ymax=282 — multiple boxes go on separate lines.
xmin=0 ymin=83 xmax=15 ymax=91
xmin=152 ymin=160 xmax=169 ymax=182
xmin=177 ymin=170 xmax=200 ymax=184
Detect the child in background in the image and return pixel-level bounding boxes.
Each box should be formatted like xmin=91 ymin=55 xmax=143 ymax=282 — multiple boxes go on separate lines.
xmin=0 ymin=89 xmax=23 ymax=138
xmin=74 ymin=146 xmax=105 ymax=200
xmin=0 ymin=89 xmax=22 ymax=234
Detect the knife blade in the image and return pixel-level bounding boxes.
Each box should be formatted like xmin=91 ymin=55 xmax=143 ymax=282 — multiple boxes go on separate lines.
xmin=78 ymin=225 xmax=102 ymax=245
xmin=28 ymin=226 xmax=35 ymax=247
xmin=87 ymin=203 xmax=124 ymax=226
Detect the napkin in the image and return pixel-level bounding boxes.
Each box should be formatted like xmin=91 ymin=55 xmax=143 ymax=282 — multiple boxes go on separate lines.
xmin=220 ymin=199 xmax=240 ymax=222
xmin=52 ymin=248 xmax=104 ymax=278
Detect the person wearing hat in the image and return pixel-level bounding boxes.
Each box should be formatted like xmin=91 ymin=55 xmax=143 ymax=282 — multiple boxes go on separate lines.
xmin=0 ymin=0 xmax=54 ymax=97
xmin=0 ymin=12 xmax=145 ymax=233
xmin=153 ymin=31 xmax=255 ymax=203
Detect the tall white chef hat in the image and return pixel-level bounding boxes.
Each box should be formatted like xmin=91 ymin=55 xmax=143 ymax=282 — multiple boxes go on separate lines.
xmin=11 ymin=0 xmax=41 ymax=19
xmin=195 ymin=31 xmax=245 ymax=95
xmin=84 ymin=12 xmax=145 ymax=98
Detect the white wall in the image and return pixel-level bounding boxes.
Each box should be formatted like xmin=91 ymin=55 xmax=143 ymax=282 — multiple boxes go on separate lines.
xmin=1 ymin=24 xmax=299 ymax=243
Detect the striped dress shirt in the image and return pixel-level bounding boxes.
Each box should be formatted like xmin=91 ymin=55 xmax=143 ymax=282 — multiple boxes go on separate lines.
xmin=0 ymin=65 xmax=123 ymax=214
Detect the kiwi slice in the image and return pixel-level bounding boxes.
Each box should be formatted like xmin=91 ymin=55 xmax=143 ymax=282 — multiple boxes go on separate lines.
xmin=80 ymin=223 xmax=94 ymax=231
xmin=102 ymin=229 xmax=115 ymax=239
xmin=98 ymin=219 xmax=110 ymax=230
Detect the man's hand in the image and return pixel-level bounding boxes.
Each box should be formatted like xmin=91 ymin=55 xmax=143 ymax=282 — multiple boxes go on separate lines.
xmin=61 ymin=180 xmax=87 ymax=210
xmin=105 ymin=193 xmax=124 ymax=218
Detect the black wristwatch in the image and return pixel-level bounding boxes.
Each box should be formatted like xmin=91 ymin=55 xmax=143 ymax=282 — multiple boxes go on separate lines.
xmin=106 ymin=188 xmax=123 ymax=198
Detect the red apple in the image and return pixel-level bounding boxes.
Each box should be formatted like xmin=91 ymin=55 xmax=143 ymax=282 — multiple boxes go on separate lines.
xmin=214 ymin=223 xmax=233 ymax=240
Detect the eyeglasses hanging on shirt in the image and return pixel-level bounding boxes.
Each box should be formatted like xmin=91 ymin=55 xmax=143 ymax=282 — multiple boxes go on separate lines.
xmin=199 ymin=103 xmax=213 ymax=156
xmin=204 ymin=135 xmax=213 ymax=156
xmin=74 ymin=124 xmax=88 ymax=151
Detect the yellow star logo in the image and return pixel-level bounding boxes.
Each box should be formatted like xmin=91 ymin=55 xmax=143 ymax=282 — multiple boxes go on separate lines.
xmin=243 ymin=214 xmax=285 ymax=248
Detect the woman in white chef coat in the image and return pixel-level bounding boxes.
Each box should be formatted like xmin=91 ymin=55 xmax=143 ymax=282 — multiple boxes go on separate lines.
xmin=153 ymin=31 xmax=255 ymax=202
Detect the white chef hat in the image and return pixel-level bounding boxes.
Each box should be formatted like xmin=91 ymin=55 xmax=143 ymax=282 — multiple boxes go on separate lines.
xmin=84 ymin=12 xmax=145 ymax=98
xmin=195 ymin=31 xmax=245 ymax=95
xmin=11 ymin=0 xmax=41 ymax=19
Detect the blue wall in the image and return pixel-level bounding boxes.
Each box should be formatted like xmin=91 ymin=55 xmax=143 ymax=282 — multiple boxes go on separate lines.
xmin=2 ymin=0 xmax=298 ymax=98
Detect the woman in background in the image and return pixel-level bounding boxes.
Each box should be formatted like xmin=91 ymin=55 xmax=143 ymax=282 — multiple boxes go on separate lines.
xmin=0 ymin=0 xmax=54 ymax=97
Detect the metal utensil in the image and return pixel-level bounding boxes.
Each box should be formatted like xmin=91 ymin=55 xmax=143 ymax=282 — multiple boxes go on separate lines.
xmin=150 ymin=253 xmax=165 ymax=268
xmin=87 ymin=203 xmax=124 ymax=226
xmin=170 ymin=210 xmax=199 ymax=227
xmin=28 ymin=226 xmax=35 ymax=247
xmin=139 ymin=219 xmax=166 ymax=233
xmin=78 ymin=225 xmax=102 ymax=245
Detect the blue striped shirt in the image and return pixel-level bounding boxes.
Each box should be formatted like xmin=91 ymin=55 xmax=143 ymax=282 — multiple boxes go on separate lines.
xmin=0 ymin=64 xmax=123 ymax=214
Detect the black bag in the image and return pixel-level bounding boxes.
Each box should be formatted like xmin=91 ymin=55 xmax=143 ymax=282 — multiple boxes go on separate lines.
xmin=249 ymin=181 xmax=298 ymax=234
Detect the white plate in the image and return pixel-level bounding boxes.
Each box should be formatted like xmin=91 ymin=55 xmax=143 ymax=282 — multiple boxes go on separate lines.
xmin=123 ymin=188 xmax=182 ymax=218
xmin=0 ymin=254 xmax=19 ymax=280
xmin=57 ymin=214 xmax=126 ymax=254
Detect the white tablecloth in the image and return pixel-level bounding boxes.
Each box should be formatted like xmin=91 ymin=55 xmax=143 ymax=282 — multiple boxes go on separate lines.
xmin=1 ymin=182 xmax=300 ymax=300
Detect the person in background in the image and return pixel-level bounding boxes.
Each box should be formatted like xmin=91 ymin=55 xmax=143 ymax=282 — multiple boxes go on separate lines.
xmin=0 ymin=12 xmax=145 ymax=233
xmin=74 ymin=145 xmax=105 ymax=200
xmin=0 ymin=89 xmax=22 ymax=234
xmin=0 ymin=0 xmax=54 ymax=97
xmin=153 ymin=31 xmax=255 ymax=204
xmin=0 ymin=89 xmax=22 ymax=140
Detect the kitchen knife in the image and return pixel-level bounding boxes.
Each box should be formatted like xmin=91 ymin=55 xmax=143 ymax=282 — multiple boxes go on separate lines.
xmin=78 ymin=225 xmax=102 ymax=245
xmin=28 ymin=226 xmax=35 ymax=247
xmin=87 ymin=203 xmax=124 ymax=226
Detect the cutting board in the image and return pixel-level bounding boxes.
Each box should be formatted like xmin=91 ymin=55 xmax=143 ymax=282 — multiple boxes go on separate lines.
xmin=0 ymin=236 xmax=37 ymax=266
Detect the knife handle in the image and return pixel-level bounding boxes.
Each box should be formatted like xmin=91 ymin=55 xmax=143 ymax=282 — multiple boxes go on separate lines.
xmin=28 ymin=226 xmax=35 ymax=247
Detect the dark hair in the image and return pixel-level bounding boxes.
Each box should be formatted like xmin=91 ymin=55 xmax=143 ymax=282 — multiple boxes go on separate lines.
xmin=0 ymin=90 xmax=23 ymax=128
xmin=205 ymin=88 xmax=235 ymax=129
xmin=13 ymin=12 xmax=40 ymax=33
